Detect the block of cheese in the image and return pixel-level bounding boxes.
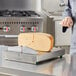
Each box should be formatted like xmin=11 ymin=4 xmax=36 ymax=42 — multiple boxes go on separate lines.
xmin=18 ymin=33 xmax=54 ymax=52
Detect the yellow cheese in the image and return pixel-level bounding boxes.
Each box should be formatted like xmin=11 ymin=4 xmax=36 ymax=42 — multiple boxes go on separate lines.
xmin=18 ymin=33 xmax=54 ymax=52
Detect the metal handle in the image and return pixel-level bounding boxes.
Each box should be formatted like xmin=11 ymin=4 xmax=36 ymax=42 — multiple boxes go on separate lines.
xmin=5 ymin=35 xmax=18 ymax=38
xmin=62 ymin=27 xmax=68 ymax=33
xmin=0 ymin=35 xmax=5 ymax=38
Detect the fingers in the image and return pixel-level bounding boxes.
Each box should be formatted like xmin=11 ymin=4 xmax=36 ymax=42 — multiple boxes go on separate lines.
xmin=64 ymin=18 xmax=68 ymax=26
xmin=60 ymin=17 xmax=73 ymax=28
xmin=67 ymin=18 xmax=73 ymax=27
xmin=68 ymin=21 xmax=73 ymax=27
xmin=60 ymin=18 xmax=68 ymax=27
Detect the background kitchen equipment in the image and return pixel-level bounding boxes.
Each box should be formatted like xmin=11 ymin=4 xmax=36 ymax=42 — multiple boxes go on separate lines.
xmin=0 ymin=0 xmax=71 ymax=49
xmin=41 ymin=0 xmax=71 ymax=54
xmin=41 ymin=0 xmax=67 ymax=12
xmin=59 ymin=0 xmax=65 ymax=7
xmin=46 ymin=17 xmax=71 ymax=46
xmin=0 ymin=0 xmax=69 ymax=50
xmin=0 ymin=10 xmax=43 ymax=46
xmin=0 ymin=0 xmax=68 ymax=46
xmin=0 ymin=0 xmax=65 ymax=64
xmin=0 ymin=0 xmax=41 ymax=11
xmin=0 ymin=0 xmax=48 ymax=46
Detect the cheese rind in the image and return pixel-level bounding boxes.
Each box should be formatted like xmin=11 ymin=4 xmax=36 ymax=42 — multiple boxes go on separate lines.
xmin=18 ymin=33 xmax=54 ymax=52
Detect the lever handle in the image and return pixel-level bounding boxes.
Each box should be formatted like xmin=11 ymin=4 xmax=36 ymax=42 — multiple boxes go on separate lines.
xmin=62 ymin=27 xmax=68 ymax=33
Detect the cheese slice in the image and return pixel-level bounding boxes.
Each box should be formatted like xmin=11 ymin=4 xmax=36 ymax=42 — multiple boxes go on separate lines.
xmin=18 ymin=33 xmax=54 ymax=52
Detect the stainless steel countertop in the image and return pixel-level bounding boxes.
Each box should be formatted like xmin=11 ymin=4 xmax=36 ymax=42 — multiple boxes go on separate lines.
xmin=0 ymin=46 xmax=70 ymax=76
xmin=0 ymin=57 xmax=70 ymax=76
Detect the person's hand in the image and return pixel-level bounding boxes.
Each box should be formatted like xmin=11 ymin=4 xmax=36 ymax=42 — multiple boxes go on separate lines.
xmin=60 ymin=17 xmax=73 ymax=28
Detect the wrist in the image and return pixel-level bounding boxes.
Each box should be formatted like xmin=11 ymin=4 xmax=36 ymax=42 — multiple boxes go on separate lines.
xmin=65 ymin=16 xmax=72 ymax=19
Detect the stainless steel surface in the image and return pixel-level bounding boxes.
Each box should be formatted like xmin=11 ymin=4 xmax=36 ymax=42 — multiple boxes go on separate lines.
xmin=2 ymin=46 xmax=65 ymax=64
xmin=0 ymin=72 xmax=17 ymax=76
xmin=48 ymin=11 xmax=62 ymax=16
xmin=68 ymin=53 xmax=76 ymax=76
xmin=41 ymin=0 xmax=65 ymax=12
xmin=0 ymin=47 xmax=70 ymax=76
xmin=0 ymin=67 xmax=51 ymax=76
xmin=0 ymin=0 xmax=38 ymax=11
xmin=0 ymin=17 xmax=43 ymax=35
xmin=59 ymin=0 xmax=65 ymax=7
xmin=46 ymin=16 xmax=71 ymax=46
xmin=0 ymin=12 xmax=43 ymax=46
xmin=0 ymin=56 xmax=70 ymax=76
